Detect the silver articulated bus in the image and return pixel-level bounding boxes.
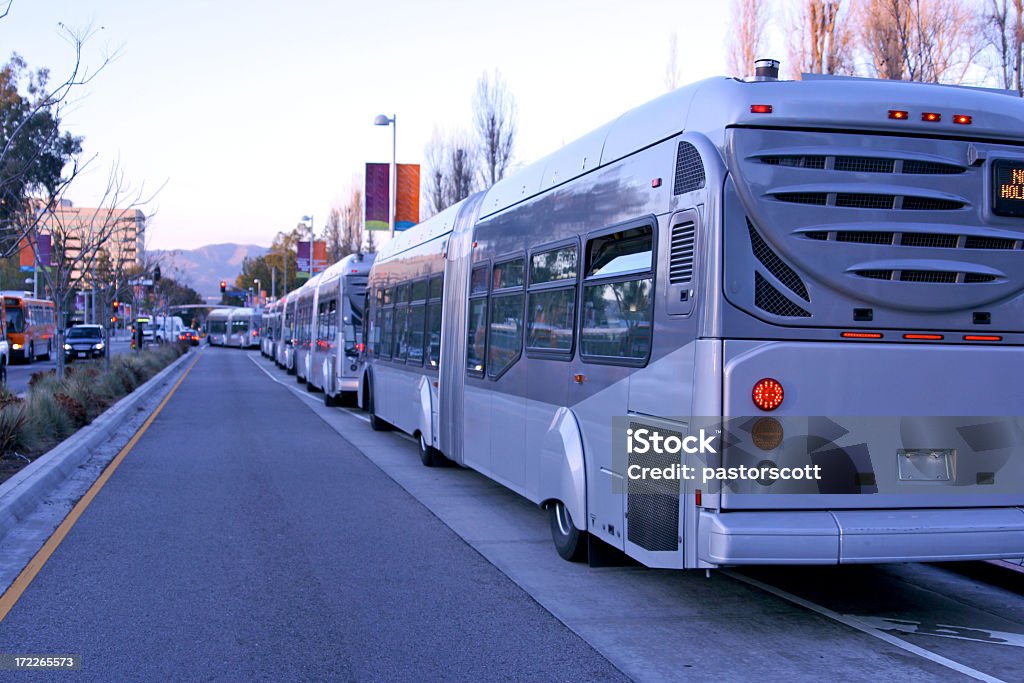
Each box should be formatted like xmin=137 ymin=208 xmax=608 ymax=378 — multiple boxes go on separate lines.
xmin=305 ymin=253 xmax=375 ymax=406
xmin=261 ymin=299 xmax=280 ymax=358
xmin=226 ymin=307 xmax=259 ymax=348
xmin=361 ymin=65 xmax=1024 ymax=569
xmin=293 ymin=272 xmax=324 ymax=383
xmin=206 ymin=309 xmax=231 ymax=346
xmin=279 ymin=291 xmax=298 ymax=373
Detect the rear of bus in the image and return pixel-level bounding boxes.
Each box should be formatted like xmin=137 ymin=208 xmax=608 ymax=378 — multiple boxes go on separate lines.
xmin=698 ymin=77 xmax=1024 ymax=565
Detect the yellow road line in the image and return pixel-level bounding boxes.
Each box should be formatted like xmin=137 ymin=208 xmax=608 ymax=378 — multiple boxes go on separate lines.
xmin=0 ymin=351 xmax=202 ymax=624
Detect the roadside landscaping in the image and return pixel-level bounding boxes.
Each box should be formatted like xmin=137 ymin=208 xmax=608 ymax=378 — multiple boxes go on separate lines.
xmin=0 ymin=344 xmax=188 ymax=484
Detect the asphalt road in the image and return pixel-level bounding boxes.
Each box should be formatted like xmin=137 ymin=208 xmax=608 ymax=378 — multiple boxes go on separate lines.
xmin=0 ymin=348 xmax=625 ymax=681
xmin=4 ymin=334 xmax=136 ymax=395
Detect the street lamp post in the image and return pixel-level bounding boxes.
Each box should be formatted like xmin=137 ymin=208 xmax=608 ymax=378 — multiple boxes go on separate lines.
xmin=253 ymin=278 xmax=261 ymax=307
xmin=374 ymin=113 xmax=397 ymax=238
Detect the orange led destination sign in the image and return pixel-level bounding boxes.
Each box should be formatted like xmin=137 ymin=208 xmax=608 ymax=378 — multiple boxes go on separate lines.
xmin=993 ymin=160 xmax=1024 ymax=217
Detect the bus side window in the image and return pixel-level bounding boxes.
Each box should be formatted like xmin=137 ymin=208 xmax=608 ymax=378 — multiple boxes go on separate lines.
xmin=427 ymin=275 xmax=443 ymax=368
xmin=526 ymin=243 xmax=577 ymax=356
xmin=488 ymin=257 xmax=525 ymax=378
xmin=467 ymin=264 xmax=489 ymax=376
xmin=580 ymin=223 xmax=655 ymax=364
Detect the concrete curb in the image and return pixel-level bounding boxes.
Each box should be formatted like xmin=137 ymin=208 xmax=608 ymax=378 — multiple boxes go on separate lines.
xmin=0 ymin=348 xmax=196 ymax=544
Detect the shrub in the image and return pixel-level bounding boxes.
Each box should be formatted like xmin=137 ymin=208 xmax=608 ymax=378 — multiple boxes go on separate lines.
xmin=0 ymin=404 xmax=29 ymax=454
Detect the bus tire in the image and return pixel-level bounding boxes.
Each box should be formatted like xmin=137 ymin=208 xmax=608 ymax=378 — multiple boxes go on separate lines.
xmin=323 ymin=390 xmax=338 ymax=407
xmin=418 ymin=432 xmax=443 ymax=467
xmin=0 ymin=358 xmax=6 ymax=384
xmin=549 ymin=501 xmax=588 ymax=562
xmin=27 ymin=342 xmax=34 ymax=364
xmin=40 ymin=340 xmax=51 ymax=361
xmin=367 ymin=389 xmax=390 ymax=432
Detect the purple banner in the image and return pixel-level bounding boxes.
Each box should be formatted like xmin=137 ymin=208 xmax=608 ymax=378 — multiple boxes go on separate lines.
xmin=365 ymin=163 xmax=390 ymax=231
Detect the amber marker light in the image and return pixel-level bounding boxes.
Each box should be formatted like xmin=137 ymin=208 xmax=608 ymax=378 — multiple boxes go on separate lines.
xmin=922 ymin=112 xmax=942 ymax=122
xmin=842 ymin=331 xmax=883 ymax=339
xmin=752 ymin=378 xmax=784 ymax=411
xmin=752 ymin=417 xmax=784 ymax=450
xmin=953 ymin=114 xmax=972 ymax=125
xmin=750 ymin=104 xmax=773 ymax=114
xmin=888 ymin=110 xmax=909 ymax=120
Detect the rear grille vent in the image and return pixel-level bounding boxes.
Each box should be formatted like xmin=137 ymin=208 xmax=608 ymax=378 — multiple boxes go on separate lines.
xmin=853 ymin=270 xmax=999 ymax=284
xmin=673 ymin=142 xmax=706 ymax=195
xmin=836 ymin=231 xmax=894 ymax=245
xmin=761 ymin=155 xmax=826 ymax=169
xmin=669 ymin=222 xmax=695 ymax=284
xmin=965 ymin=236 xmax=1017 ymax=249
xmin=627 ymin=421 xmax=680 ymax=552
xmin=835 ymin=157 xmax=895 ymax=173
xmin=774 ymin=192 xmax=965 ymax=211
xmin=758 ymin=154 xmax=965 ymax=175
xmin=900 ymin=270 xmax=958 ymax=283
xmin=755 ymin=272 xmax=811 ymax=317
xmin=747 ymin=219 xmax=810 ymax=301
xmin=805 ymin=230 xmax=1023 ymax=250
xmin=775 ymin=192 xmax=828 ymax=205
xmin=902 ymin=196 xmax=964 ymax=211
xmin=900 ymin=233 xmax=958 ymax=248
xmin=836 ymin=193 xmax=895 ymax=209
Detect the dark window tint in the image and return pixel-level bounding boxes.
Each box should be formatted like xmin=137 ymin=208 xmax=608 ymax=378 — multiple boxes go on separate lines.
xmin=395 ymin=305 xmax=409 ymax=361
xmin=407 ymin=305 xmax=425 ymax=366
xmin=429 ymin=275 xmax=444 ymax=300
xmin=493 ymin=258 xmax=524 ymax=289
xmin=531 ymin=245 xmax=577 ymax=284
xmin=467 ymin=299 xmax=487 ymax=374
xmin=471 ymin=265 xmax=489 ymax=294
xmin=411 ymin=280 xmax=429 ymax=302
xmin=488 ymin=294 xmax=523 ymax=377
xmin=527 ymin=288 xmax=575 ymax=352
xmin=380 ymin=308 xmax=394 ymax=358
xmin=427 ymin=302 xmax=442 ymax=368
xmin=580 ymin=279 xmax=654 ymax=360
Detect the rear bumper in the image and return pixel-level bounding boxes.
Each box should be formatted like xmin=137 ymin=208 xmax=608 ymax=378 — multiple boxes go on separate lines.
xmin=699 ymin=507 xmax=1024 ymax=565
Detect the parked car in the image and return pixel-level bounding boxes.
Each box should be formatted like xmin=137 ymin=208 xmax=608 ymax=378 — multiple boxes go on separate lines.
xmin=64 ymin=324 xmax=106 ymax=361
xmin=178 ymin=329 xmax=200 ymax=346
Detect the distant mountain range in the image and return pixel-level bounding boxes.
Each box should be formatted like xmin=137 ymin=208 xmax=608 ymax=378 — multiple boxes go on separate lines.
xmin=153 ymin=243 xmax=267 ymax=301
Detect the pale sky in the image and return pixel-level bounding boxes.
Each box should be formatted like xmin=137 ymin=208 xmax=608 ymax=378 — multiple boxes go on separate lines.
xmin=4 ymin=1 xmax=756 ymax=251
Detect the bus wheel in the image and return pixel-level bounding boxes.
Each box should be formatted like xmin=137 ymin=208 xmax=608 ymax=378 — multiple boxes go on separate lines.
xmin=323 ymin=390 xmax=338 ymax=407
xmin=0 ymin=358 xmax=6 ymax=384
xmin=549 ymin=501 xmax=588 ymax=562
xmin=40 ymin=340 xmax=51 ymax=361
xmin=27 ymin=343 xmax=34 ymax=364
xmin=418 ymin=432 xmax=443 ymax=467
xmin=367 ymin=389 xmax=390 ymax=432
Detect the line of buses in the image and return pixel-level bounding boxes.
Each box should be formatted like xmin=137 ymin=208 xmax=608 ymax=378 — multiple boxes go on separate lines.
xmin=249 ymin=64 xmax=1024 ymax=570
xmin=0 ymin=292 xmax=57 ymax=383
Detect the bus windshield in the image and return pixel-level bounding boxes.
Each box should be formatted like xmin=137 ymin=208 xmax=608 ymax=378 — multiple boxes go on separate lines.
xmin=5 ymin=307 xmax=23 ymax=333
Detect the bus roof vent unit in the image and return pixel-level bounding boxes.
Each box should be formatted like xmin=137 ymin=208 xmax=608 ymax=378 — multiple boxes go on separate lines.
xmin=755 ymin=272 xmax=811 ymax=317
xmin=754 ymin=58 xmax=780 ymax=80
xmin=747 ymin=219 xmax=810 ymax=301
xmin=626 ymin=420 xmax=680 ymax=552
xmin=673 ymin=142 xmax=705 ymax=195
xmin=668 ymin=221 xmax=695 ymax=284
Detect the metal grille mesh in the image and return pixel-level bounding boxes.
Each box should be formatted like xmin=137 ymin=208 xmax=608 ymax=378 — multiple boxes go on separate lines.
xmin=964 ymin=273 xmax=999 ymax=283
xmin=747 ymin=219 xmax=810 ymax=301
xmin=755 ymin=272 xmax=811 ymax=317
xmin=669 ymin=222 xmax=695 ymax=284
xmin=775 ymin=192 xmax=828 ymax=205
xmin=673 ymin=142 xmax=706 ymax=195
xmin=834 ymin=156 xmax=895 ymax=173
xmin=836 ymin=193 xmax=895 ymax=209
xmin=627 ymin=421 xmax=680 ymax=552
xmin=855 ymin=270 xmax=894 ymax=280
xmin=965 ymin=236 xmax=1017 ymax=250
xmin=902 ymin=196 xmax=964 ymax=210
xmin=900 ymin=270 xmax=958 ymax=283
xmin=760 ymin=155 xmax=826 ymax=169
xmin=902 ymin=160 xmax=966 ymax=175
xmin=900 ymin=233 xmax=958 ymax=248
xmin=835 ymin=231 xmax=894 ymax=245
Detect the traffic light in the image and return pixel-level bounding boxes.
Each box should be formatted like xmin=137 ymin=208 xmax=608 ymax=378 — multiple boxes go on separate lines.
xmin=220 ymin=280 xmax=227 ymax=293
xmin=113 ymin=301 xmax=119 ymax=312
xmin=153 ymin=265 xmax=162 ymax=282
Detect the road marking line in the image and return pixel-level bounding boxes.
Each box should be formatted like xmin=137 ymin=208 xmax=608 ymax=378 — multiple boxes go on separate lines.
xmin=0 ymin=351 xmax=202 ymax=624
xmin=851 ymin=616 xmax=1024 ymax=648
xmin=245 ymin=354 xmax=321 ymax=406
xmin=724 ymin=570 xmax=1006 ymax=683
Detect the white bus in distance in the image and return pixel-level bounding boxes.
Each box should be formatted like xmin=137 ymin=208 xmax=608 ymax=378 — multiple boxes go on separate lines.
xmin=361 ymin=61 xmax=1024 ymax=569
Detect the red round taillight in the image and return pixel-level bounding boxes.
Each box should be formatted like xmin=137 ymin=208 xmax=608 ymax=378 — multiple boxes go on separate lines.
xmin=752 ymin=378 xmax=784 ymax=411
